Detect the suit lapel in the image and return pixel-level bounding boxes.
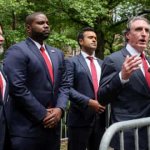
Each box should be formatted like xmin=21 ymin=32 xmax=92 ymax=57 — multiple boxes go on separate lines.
xmin=146 ymin=56 xmax=150 ymax=66
xmin=145 ymin=56 xmax=150 ymax=90
xmin=0 ymin=67 xmax=8 ymax=103
xmin=78 ymin=53 xmax=93 ymax=85
xmin=97 ymin=58 xmax=102 ymax=67
xmin=78 ymin=53 xmax=102 ymax=89
xmin=26 ymin=38 xmax=53 ymax=86
xmin=96 ymin=59 xmax=102 ymax=85
xmin=26 ymin=38 xmax=47 ymax=68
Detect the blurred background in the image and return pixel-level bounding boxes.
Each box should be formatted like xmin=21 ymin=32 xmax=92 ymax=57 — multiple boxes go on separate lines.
xmin=1 ymin=0 xmax=150 ymax=60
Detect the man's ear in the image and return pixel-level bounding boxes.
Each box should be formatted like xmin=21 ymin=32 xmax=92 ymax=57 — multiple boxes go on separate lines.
xmin=26 ymin=24 xmax=31 ymax=34
xmin=79 ymin=38 xmax=83 ymax=46
xmin=125 ymin=31 xmax=130 ymax=40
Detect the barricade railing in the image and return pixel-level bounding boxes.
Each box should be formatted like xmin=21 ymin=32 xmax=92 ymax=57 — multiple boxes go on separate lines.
xmin=61 ymin=110 xmax=68 ymax=141
xmin=99 ymin=117 xmax=150 ymax=150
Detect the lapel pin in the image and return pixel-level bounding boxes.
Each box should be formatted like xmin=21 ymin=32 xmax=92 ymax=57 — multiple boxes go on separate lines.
xmin=51 ymin=50 xmax=55 ymax=53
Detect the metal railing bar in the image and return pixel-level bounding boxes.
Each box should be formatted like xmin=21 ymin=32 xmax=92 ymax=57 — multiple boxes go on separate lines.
xmin=99 ymin=117 xmax=150 ymax=150
xmin=120 ymin=130 xmax=124 ymax=150
xmin=147 ymin=126 xmax=150 ymax=150
xmin=134 ymin=128 xmax=139 ymax=150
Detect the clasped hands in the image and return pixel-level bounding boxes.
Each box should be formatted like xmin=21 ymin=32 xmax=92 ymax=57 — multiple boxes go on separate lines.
xmin=88 ymin=99 xmax=105 ymax=113
xmin=43 ymin=108 xmax=62 ymax=128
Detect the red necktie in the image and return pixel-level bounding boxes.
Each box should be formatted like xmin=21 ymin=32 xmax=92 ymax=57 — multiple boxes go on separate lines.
xmin=40 ymin=46 xmax=54 ymax=84
xmin=87 ymin=56 xmax=99 ymax=99
xmin=0 ymin=74 xmax=3 ymax=99
xmin=141 ymin=52 xmax=150 ymax=88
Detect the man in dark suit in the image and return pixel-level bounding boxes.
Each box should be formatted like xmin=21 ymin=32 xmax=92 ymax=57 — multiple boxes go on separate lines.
xmin=0 ymin=68 xmax=10 ymax=150
xmin=0 ymin=24 xmax=10 ymax=150
xmin=99 ymin=16 xmax=150 ymax=150
xmin=3 ymin=12 xmax=69 ymax=150
xmin=66 ymin=27 xmax=105 ymax=150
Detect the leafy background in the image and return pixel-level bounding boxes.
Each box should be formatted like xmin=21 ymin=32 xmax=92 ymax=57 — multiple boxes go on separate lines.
xmin=1 ymin=0 xmax=150 ymax=58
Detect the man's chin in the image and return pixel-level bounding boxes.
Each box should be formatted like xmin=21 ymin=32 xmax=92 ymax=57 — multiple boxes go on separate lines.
xmin=139 ymin=45 xmax=147 ymax=50
xmin=91 ymin=47 xmax=97 ymax=51
xmin=136 ymin=45 xmax=147 ymax=52
xmin=42 ymin=35 xmax=49 ymax=40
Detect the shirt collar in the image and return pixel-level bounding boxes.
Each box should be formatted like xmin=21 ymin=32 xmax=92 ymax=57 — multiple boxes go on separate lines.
xmin=29 ymin=37 xmax=46 ymax=50
xmin=81 ymin=50 xmax=97 ymax=60
xmin=126 ymin=44 xmax=141 ymax=57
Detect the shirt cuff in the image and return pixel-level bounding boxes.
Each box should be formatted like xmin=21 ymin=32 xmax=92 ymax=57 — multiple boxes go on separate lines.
xmin=119 ymin=72 xmax=129 ymax=84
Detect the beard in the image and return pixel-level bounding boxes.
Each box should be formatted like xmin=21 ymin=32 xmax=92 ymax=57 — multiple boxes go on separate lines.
xmin=31 ymin=30 xmax=50 ymax=41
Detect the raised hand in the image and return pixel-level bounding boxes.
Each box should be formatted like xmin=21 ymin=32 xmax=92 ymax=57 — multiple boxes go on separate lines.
xmin=121 ymin=55 xmax=142 ymax=80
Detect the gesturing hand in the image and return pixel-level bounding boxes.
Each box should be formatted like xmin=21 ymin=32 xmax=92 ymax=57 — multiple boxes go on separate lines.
xmin=121 ymin=55 xmax=142 ymax=80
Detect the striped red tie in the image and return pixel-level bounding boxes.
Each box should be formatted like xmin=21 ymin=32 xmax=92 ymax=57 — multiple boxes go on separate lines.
xmin=0 ymin=74 xmax=3 ymax=99
xmin=40 ymin=46 xmax=54 ymax=84
xmin=87 ymin=56 xmax=98 ymax=99
xmin=141 ymin=52 xmax=150 ymax=88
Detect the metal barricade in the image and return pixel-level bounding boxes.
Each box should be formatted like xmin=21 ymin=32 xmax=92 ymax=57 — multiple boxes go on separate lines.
xmin=99 ymin=117 xmax=150 ymax=150
xmin=61 ymin=110 xmax=68 ymax=139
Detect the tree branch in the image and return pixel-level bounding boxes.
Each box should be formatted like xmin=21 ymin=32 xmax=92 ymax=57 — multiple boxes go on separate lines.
xmin=110 ymin=9 xmax=150 ymax=28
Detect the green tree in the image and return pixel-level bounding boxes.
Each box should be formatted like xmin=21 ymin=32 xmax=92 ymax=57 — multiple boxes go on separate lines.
xmin=46 ymin=0 xmax=150 ymax=58
xmin=1 ymin=0 xmax=150 ymax=58
xmin=0 ymin=0 xmax=34 ymax=48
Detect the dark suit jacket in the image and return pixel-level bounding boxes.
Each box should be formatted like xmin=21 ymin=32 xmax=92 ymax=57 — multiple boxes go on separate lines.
xmin=3 ymin=38 xmax=69 ymax=138
xmin=99 ymin=48 xmax=150 ymax=150
xmin=66 ymin=53 xmax=105 ymax=127
xmin=0 ymin=68 xmax=9 ymax=150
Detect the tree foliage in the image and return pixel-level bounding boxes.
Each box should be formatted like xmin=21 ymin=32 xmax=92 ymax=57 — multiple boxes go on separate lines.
xmin=1 ymin=0 xmax=150 ymax=58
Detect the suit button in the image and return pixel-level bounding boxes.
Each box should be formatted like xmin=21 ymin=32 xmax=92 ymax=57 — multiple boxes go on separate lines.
xmin=106 ymin=84 xmax=109 ymax=88
xmin=46 ymin=83 xmax=51 ymax=88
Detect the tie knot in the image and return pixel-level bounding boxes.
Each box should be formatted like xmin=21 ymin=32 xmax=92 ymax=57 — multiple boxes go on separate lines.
xmin=141 ymin=52 xmax=146 ymax=60
xmin=87 ymin=56 xmax=94 ymax=61
xmin=40 ymin=46 xmax=45 ymax=52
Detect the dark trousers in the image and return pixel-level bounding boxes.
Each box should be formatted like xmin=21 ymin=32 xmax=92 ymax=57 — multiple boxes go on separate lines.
xmin=10 ymin=125 xmax=61 ymax=150
xmin=4 ymin=127 xmax=11 ymax=150
xmin=0 ymin=116 xmax=11 ymax=150
xmin=68 ymin=115 xmax=105 ymax=150
xmin=10 ymin=136 xmax=60 ymax=150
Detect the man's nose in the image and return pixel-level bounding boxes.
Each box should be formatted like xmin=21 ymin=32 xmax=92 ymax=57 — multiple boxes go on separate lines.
xmin=92 ymin=38 xmax=96 ymax=42
xmin=44 ymin=23 xmax=49 ymax=28
xmin=141 ymin=29 xmax=148 ymax=36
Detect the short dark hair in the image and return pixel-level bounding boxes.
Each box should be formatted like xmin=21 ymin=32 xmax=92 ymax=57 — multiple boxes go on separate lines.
xmin=25 ymin=12 xmax=46 ymax=26
xmin=77 ymin=27 xmax=96 ymax=47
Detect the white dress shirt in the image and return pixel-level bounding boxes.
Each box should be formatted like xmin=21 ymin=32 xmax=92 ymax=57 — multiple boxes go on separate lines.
xmin=0 ymin=72 xmax=6 ymax=100
xmin=30 ymin=38 xmax=52 ymax=64
xmin=81 ymin=51 xmax=101 ymax=83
